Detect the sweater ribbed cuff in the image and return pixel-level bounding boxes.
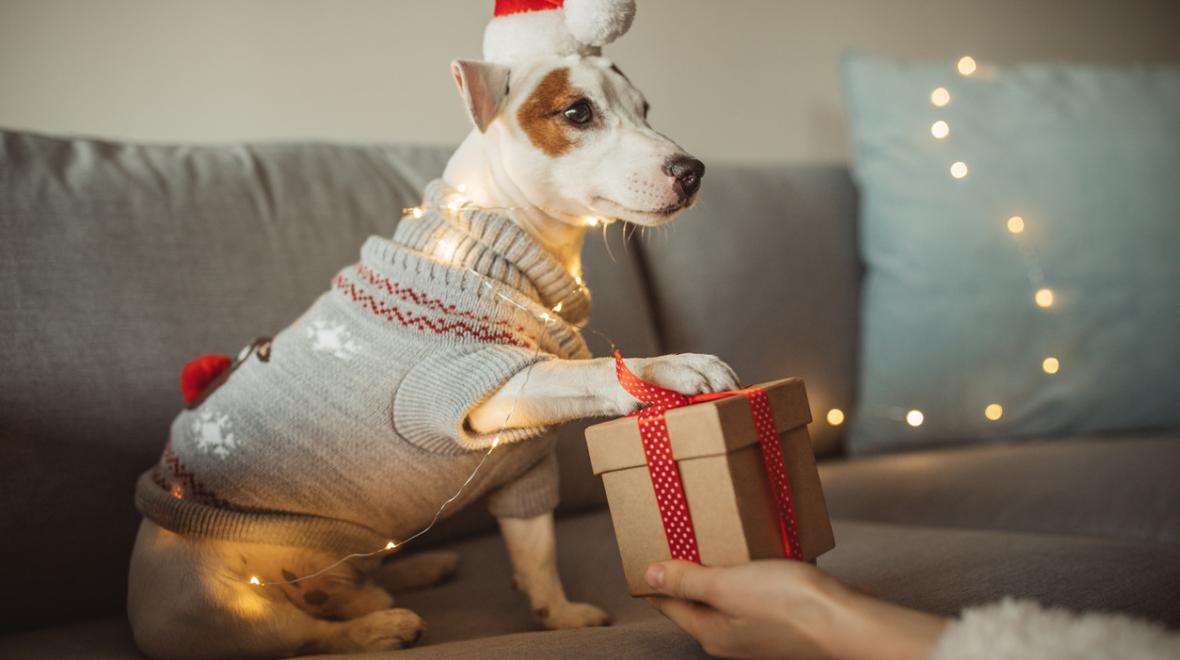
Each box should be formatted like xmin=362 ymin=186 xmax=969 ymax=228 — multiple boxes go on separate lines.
xmin=393 ymin=344 xmax=553 ymax=455
xmin=134 ymin=472 xmax=388 ymax=554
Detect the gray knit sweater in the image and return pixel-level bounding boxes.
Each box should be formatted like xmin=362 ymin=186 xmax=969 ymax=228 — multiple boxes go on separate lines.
xmin=135 ymin=180 xmax=592 ymax=554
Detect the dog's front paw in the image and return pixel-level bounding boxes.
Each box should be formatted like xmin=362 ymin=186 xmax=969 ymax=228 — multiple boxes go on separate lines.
xmin=337 ymin=608 xmax=426 ymax=652
xmin=617 ymin=353 xmax=740 ymax=412
xmin=537 ymin=601 xmax=612 ymax=630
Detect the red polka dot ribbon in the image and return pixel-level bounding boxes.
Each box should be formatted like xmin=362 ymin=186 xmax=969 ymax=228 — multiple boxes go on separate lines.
xmin=614 ymin=350 xmax=803 ymax=562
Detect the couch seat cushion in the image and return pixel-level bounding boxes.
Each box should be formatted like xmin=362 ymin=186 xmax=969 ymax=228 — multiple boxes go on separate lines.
xmin=4 ymin=511 xmax=1177 ymax=658
xmin=820 ymin=432 xmax=1180 ymax=544
xmin=0 ymin=616 xmax=141 ymax=660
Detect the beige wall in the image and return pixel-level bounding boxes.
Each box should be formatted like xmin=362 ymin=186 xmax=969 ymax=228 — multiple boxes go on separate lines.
xmin=1 ymin=0 xmax=1177 ymax=164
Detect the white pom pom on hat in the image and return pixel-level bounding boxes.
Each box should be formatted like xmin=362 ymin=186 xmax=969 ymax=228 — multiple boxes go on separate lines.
xmin=483 ymin=0 xmax=637 ymax=65
xmin=564 ymin=0 xmax=637 ymax=46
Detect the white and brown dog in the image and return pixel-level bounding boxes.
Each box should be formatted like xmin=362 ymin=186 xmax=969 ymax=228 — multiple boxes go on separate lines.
xmin=128 ymin=4 xmax=738 ymax=658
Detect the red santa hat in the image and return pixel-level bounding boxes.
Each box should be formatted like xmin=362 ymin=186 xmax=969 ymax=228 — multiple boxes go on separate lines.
xmin=483 ymin=0 xmax=637 ymax=64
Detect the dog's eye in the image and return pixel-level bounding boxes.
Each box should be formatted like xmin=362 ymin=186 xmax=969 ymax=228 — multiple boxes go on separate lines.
xmin=563 ymin=100 xmax=593 ymax=125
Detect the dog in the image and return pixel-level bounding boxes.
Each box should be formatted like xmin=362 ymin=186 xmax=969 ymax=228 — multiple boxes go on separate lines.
xmin=127 ymin=52 xmax=738 ymax=659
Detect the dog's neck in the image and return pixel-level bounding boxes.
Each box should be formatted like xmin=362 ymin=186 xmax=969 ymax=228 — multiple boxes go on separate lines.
xmin=443 ymin=131 xmax=587 ymax=278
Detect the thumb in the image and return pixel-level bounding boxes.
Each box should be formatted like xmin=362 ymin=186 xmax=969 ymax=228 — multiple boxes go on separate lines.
xmin=645 ymin=561 xmax=717 ymax=604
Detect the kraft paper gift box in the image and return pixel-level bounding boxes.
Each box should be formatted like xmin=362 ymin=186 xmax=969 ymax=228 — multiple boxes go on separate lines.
xmin=586 ymin=372 xmax=835 ymax=597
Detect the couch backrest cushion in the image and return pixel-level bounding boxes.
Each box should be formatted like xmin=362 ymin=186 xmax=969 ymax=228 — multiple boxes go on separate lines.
xmin=637 ymin=164 xmax=862 ymax=454
xmin=0 ymin=130 xmax=659 ymax=631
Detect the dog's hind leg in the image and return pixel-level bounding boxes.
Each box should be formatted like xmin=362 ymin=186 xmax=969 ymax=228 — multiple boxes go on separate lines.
xmin=247 ymin=581 xmax=425 ymax=655
xmin=373 ymin=551 xmax=461 ymax=593
xmin=131 ymin=568 xmax=422 ymax=658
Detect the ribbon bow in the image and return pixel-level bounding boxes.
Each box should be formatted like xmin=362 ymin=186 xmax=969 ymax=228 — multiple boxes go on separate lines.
xmin=614 ymin=350 xmax=802 ymax=562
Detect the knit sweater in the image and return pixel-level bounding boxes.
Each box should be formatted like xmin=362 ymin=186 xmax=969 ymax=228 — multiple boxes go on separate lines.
xmin=135 ymin=180 xmax=592 ymax=554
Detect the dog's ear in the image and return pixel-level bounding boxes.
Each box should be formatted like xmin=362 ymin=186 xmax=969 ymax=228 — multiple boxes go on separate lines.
xmin=451 ymin=59 xmax=510 ymax=133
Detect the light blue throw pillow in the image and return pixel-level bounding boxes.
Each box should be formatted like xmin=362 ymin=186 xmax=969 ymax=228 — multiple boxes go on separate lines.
xmin=841 ymin=53 xmax=1180 ymax=454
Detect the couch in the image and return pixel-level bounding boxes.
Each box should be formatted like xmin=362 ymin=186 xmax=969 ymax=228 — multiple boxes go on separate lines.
xmin=2 ymin=129 xmax=1177 ymax=659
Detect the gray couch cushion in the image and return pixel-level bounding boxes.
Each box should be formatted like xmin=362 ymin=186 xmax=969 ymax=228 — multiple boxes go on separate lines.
xmin=637 ymin=164 xmax=861 ymax=454
xmin=826 ymin=520 xmax=1180 ymax=629
xmin=0 ymin=130 xmax=658 ymax=632
xmin=392 ymin=512 xmax=1180 ymax=646
xmin=5 ymin=512 xmax=1176 ymax=659
xmin=820 ymin=432 xmax=1180 ymax=545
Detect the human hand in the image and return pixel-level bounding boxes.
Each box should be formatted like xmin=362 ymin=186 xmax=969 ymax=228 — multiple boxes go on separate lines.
xmin=645 ymin=560 xmax=946 ymax=660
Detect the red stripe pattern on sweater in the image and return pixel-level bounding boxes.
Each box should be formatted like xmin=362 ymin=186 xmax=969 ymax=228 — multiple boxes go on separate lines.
xmin=333 ymin=270 xmax=539 ymax=349
xmin=153 ymin=439 xmax=232 ymax=509
xmin=353 ymin=263 xmax=531 ymax=336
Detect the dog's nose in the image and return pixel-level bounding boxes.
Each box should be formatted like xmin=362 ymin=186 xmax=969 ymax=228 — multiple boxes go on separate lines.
xmin=666 ymin=157 xmax=705 ymax=199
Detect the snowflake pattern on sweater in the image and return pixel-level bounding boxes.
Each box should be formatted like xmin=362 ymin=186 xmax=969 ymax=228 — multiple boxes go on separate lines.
xmin=189 ymin=410 xmax=237 ymax=459
xmin=306 ymin=318 xmax=361 ymax=360
xmin=135 ymin=180 xmax=592 ymax=554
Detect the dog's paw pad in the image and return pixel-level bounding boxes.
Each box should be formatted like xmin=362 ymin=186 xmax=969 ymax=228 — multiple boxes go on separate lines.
xmin=540 ymin=602 xmax=612 ymax=630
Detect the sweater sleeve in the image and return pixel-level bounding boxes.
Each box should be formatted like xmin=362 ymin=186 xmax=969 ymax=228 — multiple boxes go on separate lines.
xmin=393 ymin=343 xmax=552 ymax=455
xmin=930 ymin=598 xmax=1180 ymax=660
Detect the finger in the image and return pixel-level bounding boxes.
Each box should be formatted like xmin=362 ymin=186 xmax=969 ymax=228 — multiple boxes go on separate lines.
xmin=646 ymin=561 xmax=717 ymax=604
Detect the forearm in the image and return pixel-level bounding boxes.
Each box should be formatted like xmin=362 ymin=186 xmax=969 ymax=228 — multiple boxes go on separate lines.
xmin=468 ymin=352 xmax=740 ymax=434
xmin=817 ymin=577 xmax=947 ymax=660
xmin=468 ymin=357 xmax=623 ymax=433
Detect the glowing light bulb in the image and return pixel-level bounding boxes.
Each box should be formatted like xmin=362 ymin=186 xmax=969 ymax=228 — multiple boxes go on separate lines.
xmin=906 ymin=410 xmax=925 ymax=427
xmin=1034 ymin=288 xmax=1054 ymax=308
xmin=826 ymin=408 xmax=845 ymax=426
xmin=410 ymin=207 xmax=424 ymax=219
xmin=1042 ymin=357 xmax=1060 ymax=374
xmin=248 ymin=576 xmax=261 ymax=586
xmin=1007 ymin=216 xmax=1024 ymax=234
xmin=957 ymin=56 xmax=977 ymax=76
xmin=583 ymin=216 xmax=601 ymax=227
xmin=930 ymin=87 xmax=951 ymax=107
xmin=574 ymin=276 xmax=585 ymax=286
xmin=552 ymin=301 xmax=563 ymax=313
xmin=984 ymin=404 xmax=1003 ymax=421
xmin=931 ymin=120 xmax=950 ymax=139
xmin=385 ymin=541 xmax=397 ymax=551
xmin=950 ymin=161 xmax=969 ymax=179
xmin=446 ymin=200 xmax=460 ymax=211
xmin=436 ymin=239 xmax=458 ymax=260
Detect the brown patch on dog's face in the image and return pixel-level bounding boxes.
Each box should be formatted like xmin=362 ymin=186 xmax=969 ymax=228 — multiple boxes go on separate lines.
xmin=516 ymin=68 xmax=579 ymax=157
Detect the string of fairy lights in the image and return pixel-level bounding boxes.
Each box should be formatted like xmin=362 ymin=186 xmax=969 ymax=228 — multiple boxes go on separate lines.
xmin=248 ymin=187 xmax=610 ymax=588
xmin=824 ymin=55 xmax=1061 ymax=431
xmin=250 ymin=59 xmax=1059 ymax=583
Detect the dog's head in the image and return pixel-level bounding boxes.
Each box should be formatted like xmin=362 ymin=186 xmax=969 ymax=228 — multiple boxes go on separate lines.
xmin=451 ymin=55 xmax=704 ymax=227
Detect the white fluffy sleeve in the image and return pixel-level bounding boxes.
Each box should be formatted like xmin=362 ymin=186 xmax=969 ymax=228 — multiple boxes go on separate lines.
xmin=931 ymin=598 xmax=1180 ymax=660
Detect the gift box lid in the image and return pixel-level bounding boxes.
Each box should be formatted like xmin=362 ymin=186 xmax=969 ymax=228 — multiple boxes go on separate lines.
xmin=586 ymin=378 xmax=812 ymax=475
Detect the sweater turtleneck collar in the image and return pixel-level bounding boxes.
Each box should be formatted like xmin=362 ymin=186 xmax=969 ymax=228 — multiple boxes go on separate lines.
xmin=391 ymin=180 xmax=592 ymax=327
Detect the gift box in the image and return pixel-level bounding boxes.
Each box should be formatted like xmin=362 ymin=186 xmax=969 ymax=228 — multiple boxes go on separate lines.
xmin=586 ymin=354 xmax=835 ymax=596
